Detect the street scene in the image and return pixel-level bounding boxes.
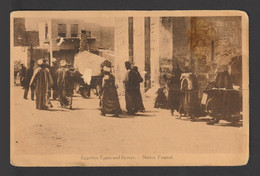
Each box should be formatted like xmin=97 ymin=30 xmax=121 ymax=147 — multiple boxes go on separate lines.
xmin=10 ymin=11 xmax=248 ymax=166
xmin=12 ymin=84 xmax=244 ymax=154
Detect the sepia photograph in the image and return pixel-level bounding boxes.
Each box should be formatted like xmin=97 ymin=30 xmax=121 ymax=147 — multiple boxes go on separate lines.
xmin=10 ymin=11 xmax=249 ymax=166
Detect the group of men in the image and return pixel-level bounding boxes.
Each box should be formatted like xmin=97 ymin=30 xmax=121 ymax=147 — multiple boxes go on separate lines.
xmin=22 ymin=58 xmax=75 ymax=110
xmin=123 ymin=61 xmax=145 ymax=115
xmin=154 ymin=65 xmax=200 ymax=119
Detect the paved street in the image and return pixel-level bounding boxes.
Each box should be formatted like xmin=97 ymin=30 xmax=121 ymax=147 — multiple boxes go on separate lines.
xmin=12 ymin=85 xmax=245 ymax=157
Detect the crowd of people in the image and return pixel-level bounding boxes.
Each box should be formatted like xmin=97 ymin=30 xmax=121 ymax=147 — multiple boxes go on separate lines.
xmin=17 ymin=59 xmax=146 ymax=117
xmin=154 ymin=64 xmax=200 ymax=120
xmin=19 ymin=58 xmax=76 ymax=110
xmin=17 ymin=58 xmax=240 ymax=122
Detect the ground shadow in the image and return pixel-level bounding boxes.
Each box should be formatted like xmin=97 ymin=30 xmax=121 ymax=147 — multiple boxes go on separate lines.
xmin=213 ymin=121 xmax=243 ymax=128
xmin=143 ymin=110 xmax=160 ymax=113
xmin=190 ymin=118 xmax=212 ymax=122
xmin=44 ymin=109 xmax=68 ymax=112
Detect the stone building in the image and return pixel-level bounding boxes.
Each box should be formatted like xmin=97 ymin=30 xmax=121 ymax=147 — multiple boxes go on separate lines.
xmin=114 ymin=16 xmax=242 ymax=97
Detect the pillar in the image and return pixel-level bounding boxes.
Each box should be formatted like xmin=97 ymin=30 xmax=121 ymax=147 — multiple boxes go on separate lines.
xmin=114 ymin=17 xmax=129 ymax=95
xmin=150 ymin=17 xmax=160 ymax=88
xmin=133 ymin=17 xmax=145 ymax=92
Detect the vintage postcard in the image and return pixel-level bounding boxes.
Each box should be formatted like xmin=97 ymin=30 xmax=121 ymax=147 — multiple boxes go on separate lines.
xmin=10 ymin=10 xmax=249 ymax=166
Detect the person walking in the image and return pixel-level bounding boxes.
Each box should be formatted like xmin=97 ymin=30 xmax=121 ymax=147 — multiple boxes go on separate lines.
xmin=23 ymin=60 xmax=35 ymax=100
xmin=20 ymin=63 xmax=27 ymax=88
xmin=167 ymin=74 xmax=181 ymax=116
xmin=178 ymin=70 xmax=199 ymax=119
xmin=132 ymin=66 xmax=145 ymax=112
xmin=100 ymin=66 xmax=122 ymax=117
xmin=56 ymin=60 xmax=71 ymax=109
xmin=123 ymin=61 xmax=135 ymax=115
xmin=29 ymin=59 xmax=53 ymax=110
xmin=49 ymin=58 xmax=59 ymax=100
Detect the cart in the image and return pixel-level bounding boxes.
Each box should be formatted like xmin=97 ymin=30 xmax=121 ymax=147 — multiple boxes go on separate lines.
xmin=201 ymin=88 xmax=242 ymax=125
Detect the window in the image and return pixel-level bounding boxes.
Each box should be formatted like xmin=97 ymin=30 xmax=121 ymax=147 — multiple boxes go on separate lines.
xmin=58 ymin=24 xmax=66 ymax=37
xmin=71 ymin=24 xmax=78 ymax=37
xmin=81 ymin=30 xmax=86 ymax=34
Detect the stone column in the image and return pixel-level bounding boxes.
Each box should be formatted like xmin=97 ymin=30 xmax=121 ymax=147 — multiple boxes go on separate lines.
xmin=133 ymin=17 xmax=145 ymax=93
xmin=150 ymin=17 xmax=160 ymax=88
xmin=114 ymin=17 xmax=129 ymax=95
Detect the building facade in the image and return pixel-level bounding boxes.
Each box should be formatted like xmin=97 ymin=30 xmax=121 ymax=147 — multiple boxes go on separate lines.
xmin=114 ymin=16 xmax=242 ymax=97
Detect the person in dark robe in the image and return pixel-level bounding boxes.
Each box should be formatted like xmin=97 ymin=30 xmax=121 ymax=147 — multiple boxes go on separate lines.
xmin=168 ymin=64 xmax=182 ymax=115
xmin=56 ymin=60 xmax=72 ymax=109
xmin=49 ymin=58 xmax=59 ymax=100
xmin=132 ymin=66 xmax=145 ymax=112
xmin=167 ymin=74 xmax=181 ymax=116
xmin=20 ymin=64 xmax=27 ymax=88
xmin=66 ymin=64 xmax=76 ymax=108
xmin=24 ymin=60 xmax=35 ymax=100
xmin=124 ymin=63 xmax=145 ymax=115
xmin=123 ymin=61 xmax=135 ymax=115
xmin=154 ymin=74 xmax=168 ymax=109
xmin=100 ymin=66 xmax=122 ymax=117
xmin=29 ymin=59 xmax=53 ymax=110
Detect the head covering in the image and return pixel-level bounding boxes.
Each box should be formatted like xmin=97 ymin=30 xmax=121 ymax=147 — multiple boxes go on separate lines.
xmin=60 ymin=60 xmax=67 ymax=67
xmin=52 ymin=58 xmax=57 ymax=63
xmin=133 ymin=66 xmax=138 ymax=72
xmin=125 ymin=61 xmax=131 ymax=70
xmin=103 ymin=66 xmax=111 ymax=72
xmin=37 ymin=59 xmax=43 ymax=66
xmin=42 ymin=58 xmax=48 ymax=63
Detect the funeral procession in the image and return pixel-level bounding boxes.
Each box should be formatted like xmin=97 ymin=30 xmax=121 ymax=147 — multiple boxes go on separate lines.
xmin=11 ymin=15 xmax=245 ymax=158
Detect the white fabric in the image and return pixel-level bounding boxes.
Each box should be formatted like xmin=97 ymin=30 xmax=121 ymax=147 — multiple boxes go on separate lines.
xmin=82 ymin=68 xmax=92 ymax=85
xmin=37 ymin=59 xmax=43 ymax=65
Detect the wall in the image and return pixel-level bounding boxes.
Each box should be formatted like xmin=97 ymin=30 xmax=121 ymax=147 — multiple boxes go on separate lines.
xmin=100 ymin=26 xmax=114 ymax=50
xmin=14 ymin=18 xmax=26 ymax=46
xmin=12 ymin=46 xmax=29 ymax=66
xmin=158 ymin=18 xmax=173 ymax=84
xmin=190 ymin=16 xmax=242 ymax=72
xmin=114 ymin=17 xmax=129 ymax=95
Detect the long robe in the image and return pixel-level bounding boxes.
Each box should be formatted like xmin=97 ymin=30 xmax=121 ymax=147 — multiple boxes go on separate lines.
xmin=56 ymin=67 xmax=71 ymax=107
xmin=101 ymin=74 xmax=122 ymax=115
xmin=133 ymin=70 xmax=145 ymax=112
xmin=29 ymin=67 xmax=53 ymax=110
xmin=168 ymin=76 xmax=181 ymax=111
xmin=49 ymin=64 xmax=59 ymax=99
xmin=24 ymin=67 xmax=35 ymax=99
xmin=179 ymin=74 xmax=199 ymax=116
xmin=124 ymin=69 xmax=144 ymax=114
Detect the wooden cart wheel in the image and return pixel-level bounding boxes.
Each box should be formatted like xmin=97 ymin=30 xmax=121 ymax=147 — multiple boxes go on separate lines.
xmin=206 ymin=97 xmax=218 ymax=117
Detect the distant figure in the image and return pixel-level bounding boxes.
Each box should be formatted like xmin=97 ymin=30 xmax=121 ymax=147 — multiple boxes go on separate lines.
xmin=19 ymin=64 xmax=27 ymax=88
xmin=154 ymin=74 xmax=168 ymax=109
xmin=132 ymin=66 xmax=145 ymax=112
xmin=49 ymin=58 xmax=59 ymax=100
xmin=215 ymin=70 xmax=233 ymax=89
xmin=29 ymin=59 xmax=53 ymax=110
xmin=56 ymin=60 xmax=72 ymax=109
xmin=100 ymin=66 xmax=122 ymax=117
xmin=67 ymin=64 xmax=76 ymax=108
xmin=23 ymin=60 xmax=35 ymax=100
